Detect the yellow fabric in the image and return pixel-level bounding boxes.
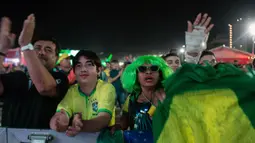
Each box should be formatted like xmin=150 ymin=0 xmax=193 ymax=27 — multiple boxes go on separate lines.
xmin=157 ymin=89 xmax=255 ymax=143
xmin=57 ymin=53 xmax=69 ymax=64
xmin=57 ymin=80 xmax=116 ymax=126
xmin=122 ymin=95 xmax=130 ymax=112
xmin=104 ymin=68 xmax=111 ymax=82
xmin=148 ymin=105 xmax=156 ymax=117
xmin=104 ymin=68 xmax=110 ymax=77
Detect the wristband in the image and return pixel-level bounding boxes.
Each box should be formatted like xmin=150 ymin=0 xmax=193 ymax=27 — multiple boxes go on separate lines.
xmin=21 ymin=43 xmax=34 ymax=51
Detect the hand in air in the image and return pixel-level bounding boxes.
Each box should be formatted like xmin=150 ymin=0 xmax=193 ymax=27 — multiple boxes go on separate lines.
xmin=187 ymin=13 xmax=214 ymax=34
xmin=66 ymin=113 xmax=83 ymax=137
xmin=0 ymin=17 xmax=16 ymax=54
xmin=50 ymin=109 xmax=69 ymax=132
xmin=18 ymin=14 xmax=35 ymax=47
xmin=185 ymin=13 xmax=214 ymax=58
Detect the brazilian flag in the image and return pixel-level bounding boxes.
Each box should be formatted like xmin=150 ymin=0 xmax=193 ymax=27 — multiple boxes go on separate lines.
xmin=153 ymin=63 xmax=255 ymax=143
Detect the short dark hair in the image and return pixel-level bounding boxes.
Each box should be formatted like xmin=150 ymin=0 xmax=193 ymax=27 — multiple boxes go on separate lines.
xmin=111 ymin=59 xmax=119 ymax=63
xmin=72 ymin=50 xmax=102 ymax=71
xmin=32 ymin=36 xmax=61 ymax=56
xmin=162 ymin=53 xmax=179 ymax=60
xmin=200 ymin=50 xmax=215 ymax=60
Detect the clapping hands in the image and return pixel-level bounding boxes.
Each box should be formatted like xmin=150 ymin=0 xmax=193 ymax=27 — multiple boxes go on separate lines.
xmin=50 ymin=109 xmax=69 ymax=132
xmin=0 ymin=17 xmax=15 ymax=54
xmin=66 ymin=113 xmax=83 ymax=137
xmin=18 ymin=14 xmax=35 ymax=47
xmin=0 ymin=13 xmax=35 ymax=54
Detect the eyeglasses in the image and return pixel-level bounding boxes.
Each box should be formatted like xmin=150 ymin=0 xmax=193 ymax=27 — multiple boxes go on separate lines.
xmin=137 ymin=65 xmax=159 ymax=73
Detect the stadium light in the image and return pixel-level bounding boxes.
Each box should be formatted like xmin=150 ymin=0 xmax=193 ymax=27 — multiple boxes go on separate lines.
xmin=249 ymin=23 xmax=255 ymax=55
xmin=179 ymin=48 xmax=185 ymax=53
xmin=249 ymin=23 xmax=255 ymax=36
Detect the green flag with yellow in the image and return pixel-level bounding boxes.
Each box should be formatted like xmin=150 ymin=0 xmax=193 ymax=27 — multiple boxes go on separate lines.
xmin=153 ymin=63 xmax=255 ymax=143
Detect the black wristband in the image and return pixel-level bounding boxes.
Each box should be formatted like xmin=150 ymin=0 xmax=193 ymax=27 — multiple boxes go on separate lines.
xmin=0 ymin=52 xmax=6 ymax=57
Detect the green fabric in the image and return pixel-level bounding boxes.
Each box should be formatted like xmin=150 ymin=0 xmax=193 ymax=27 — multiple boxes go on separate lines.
xmin=97 ymin=129 xmax=124 ymax=143
xmin=153 ymin=63 xmax=255 ymax=142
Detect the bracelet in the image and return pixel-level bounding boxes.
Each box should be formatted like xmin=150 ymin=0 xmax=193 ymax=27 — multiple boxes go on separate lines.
xmin=21 ymin=43 xmax=34 ymax=51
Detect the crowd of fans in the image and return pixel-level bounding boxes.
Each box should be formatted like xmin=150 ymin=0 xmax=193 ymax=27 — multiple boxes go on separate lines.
xmin=0 ymin=12 xmax=254 ymax=143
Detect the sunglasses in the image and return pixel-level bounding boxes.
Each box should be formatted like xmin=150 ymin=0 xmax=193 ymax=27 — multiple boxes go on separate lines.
xmin=137 ymin=65 xmax=159 ymax=73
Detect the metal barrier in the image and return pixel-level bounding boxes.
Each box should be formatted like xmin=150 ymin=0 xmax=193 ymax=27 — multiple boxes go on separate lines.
xmin=0 ymin=128 xmax=6 ymax=143
xmin=0 ymin=128 xmax=99 ymax=143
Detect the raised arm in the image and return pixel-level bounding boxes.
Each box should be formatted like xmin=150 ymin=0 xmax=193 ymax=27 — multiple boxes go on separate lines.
xmin=185 ymin=13 xmax=214 ymax=64
xmin=18 ymin=14 xmax=59 ymax=96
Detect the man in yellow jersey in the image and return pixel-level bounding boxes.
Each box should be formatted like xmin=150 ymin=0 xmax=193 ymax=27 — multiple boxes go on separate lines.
xmin=50 ymin=50 xmax=116 ymax=136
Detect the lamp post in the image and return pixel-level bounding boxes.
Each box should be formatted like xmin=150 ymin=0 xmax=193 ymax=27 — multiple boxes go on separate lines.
xmin=228 ymin=24 xmax=233 ymax=48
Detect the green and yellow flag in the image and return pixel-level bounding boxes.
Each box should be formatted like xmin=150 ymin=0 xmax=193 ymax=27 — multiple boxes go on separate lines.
xmin=153 ymin=63 xmax=255 ymax=143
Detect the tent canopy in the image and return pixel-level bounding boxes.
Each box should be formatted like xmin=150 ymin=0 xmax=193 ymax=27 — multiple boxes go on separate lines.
xmin=210 ymin=46 xmax=253 ymax=64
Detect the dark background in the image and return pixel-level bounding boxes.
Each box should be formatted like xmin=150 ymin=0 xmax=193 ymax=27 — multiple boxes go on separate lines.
xmin=0 ymin=0 xmax=254 ymax=58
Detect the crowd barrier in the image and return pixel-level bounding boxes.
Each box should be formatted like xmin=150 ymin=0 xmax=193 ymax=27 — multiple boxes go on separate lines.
xmin=0 ymin=128 xmax=154 ymax=143
xmin=0 ymin=128 xmax=6 ymax=143
xmin=0 ymin=128 xmax=99 ymax=143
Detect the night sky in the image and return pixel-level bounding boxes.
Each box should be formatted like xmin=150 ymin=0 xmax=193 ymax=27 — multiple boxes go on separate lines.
xmin=0 ymin=1 xmax=253 ymax=58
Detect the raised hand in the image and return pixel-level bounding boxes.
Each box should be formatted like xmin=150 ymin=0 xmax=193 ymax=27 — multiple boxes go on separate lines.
xmin=66 ymin=113 xmax=83 ymax=137
xmin=18 ymin=14 xmax=35 ymax=47
xmin=0 ymin=17 xmax=16 ymax=54
xmin=50 ymin=109 xmax=69 ymax=132
xmin=184 ymin=13 xmax=214 ymax=63
xmin=187 ymin=13 xmax=214 ymax=34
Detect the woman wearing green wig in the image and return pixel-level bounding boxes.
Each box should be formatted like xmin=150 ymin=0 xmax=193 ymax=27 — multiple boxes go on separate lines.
xmin=119 ymin=55 xmax=172 ymax=142
xmin=119 ymin=13 xmax=214 ymax=142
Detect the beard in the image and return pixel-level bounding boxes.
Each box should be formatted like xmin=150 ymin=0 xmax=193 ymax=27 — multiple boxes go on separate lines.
xmin=38 ymin=56 xmax=53 ymax=70
xmin=38 ymin=54 xmax=57 ymax=70
xmin=39 ymin=57 xmax=47 ymax=66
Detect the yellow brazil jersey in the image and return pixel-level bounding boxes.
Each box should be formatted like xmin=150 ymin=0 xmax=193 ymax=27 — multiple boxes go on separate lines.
xmin=56 ymin=79 xmax=116 ymax=126
xmin=104 ymin=68 xmax=110 ymax=77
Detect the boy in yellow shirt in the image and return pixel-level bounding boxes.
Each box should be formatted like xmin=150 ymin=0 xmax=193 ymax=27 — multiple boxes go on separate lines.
xmin=50 ymin=50 xmax=116 ymax=136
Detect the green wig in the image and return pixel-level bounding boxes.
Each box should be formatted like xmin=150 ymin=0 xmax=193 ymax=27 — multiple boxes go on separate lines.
xmin=121 ymin=55 xmax=173 ymax=93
